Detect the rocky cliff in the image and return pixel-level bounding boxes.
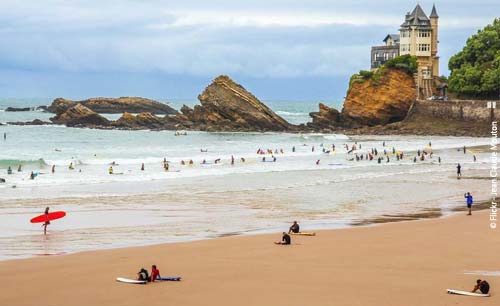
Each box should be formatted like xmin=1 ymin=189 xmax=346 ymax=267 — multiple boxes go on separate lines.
xmin=308 ymin=68 xmax=417 ymax=130
xmin=48 ymin=97 xmax=177 ymax=115
xmin=168 ymin=75 xmax=292 ymax=132
xmin=343 ymin=68 xmax=417 ymax=125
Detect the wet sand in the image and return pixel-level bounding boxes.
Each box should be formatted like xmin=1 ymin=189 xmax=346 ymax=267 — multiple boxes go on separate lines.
xmin=0 ymin=210 xmax=498 ymax=306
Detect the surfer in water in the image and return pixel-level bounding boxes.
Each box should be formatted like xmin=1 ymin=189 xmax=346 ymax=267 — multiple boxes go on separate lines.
xmin=43 ymin=207 xmax=50 ymax=235
xmin=289 ymin=221 xmax=300 ymax=234
xmin=149 ymin=265 xmax=161 ymax=282
xmin=472 ymin=279 xmax=490 ymax=294
xmin=464 ymin=192 xmax=473 ymax=215
xmin=275 ymin=232 xmax=291 ymax=245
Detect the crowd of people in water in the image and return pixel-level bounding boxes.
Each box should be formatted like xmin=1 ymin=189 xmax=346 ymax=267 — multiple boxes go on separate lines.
xmin=2 ymin=140 xmax=480 ymax=182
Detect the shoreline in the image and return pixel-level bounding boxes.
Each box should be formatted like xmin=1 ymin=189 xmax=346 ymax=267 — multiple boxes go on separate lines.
xmin=0 ymin=210 xmax=497 ymax=306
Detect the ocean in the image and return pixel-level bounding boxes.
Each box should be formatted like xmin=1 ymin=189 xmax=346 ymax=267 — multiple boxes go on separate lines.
xmin=0 ymin=98 xmax=492 ymax=260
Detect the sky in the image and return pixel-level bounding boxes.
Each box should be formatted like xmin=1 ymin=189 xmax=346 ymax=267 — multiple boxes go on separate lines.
xmin=0 ymin=0 xmax=497 ymax=101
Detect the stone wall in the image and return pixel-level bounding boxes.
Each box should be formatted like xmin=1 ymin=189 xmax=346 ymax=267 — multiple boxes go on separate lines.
xmin=406 ymin=99 xmax=499 ymax=123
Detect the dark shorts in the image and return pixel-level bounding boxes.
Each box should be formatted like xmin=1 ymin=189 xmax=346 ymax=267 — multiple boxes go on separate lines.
xmin=467 ymin=204 xmax=472 ymax=208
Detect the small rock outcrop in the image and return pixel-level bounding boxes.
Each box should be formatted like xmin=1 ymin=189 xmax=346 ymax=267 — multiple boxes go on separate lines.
xmin=48 ymin=97 xmax=177 ymax=115
xmin=7 ymin=119 xmax=52 ymax=126
xmin=113 ymin=112 xmax=165 ymax=130
xmin=169 ymin=75 xmax=291 ymax=131
xmin=51 ymin=104 xmax=110 ymax=127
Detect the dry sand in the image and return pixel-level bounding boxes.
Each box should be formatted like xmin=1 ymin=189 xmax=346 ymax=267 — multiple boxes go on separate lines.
xmin=0 ymin=210 xmax=498 ymax=306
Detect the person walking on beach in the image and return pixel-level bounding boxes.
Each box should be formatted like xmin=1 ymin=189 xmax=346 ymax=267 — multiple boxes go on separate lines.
xmin=463 ymin=146 xmax=466 ymax=154
xmin=457 ymin=163 xmax=462 ymax=179
xmin=43 ymin=207 xmax=50 ymax=235
xmin=289 ymin=221 xmax=300 ymax=234
xmin=472 ymin=279 xmax=490 ymax=294
xmin=275 ymin=232 xmax=291 ymax=245
xmin=464 ymin=192 xmax=473 ymax=215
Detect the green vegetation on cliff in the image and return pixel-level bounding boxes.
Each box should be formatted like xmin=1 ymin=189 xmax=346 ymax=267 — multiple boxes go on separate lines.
xmin=448 ymin=18 xmax=500 ymax=98
xmin=349 ymin=55 xmax=417 ymax=89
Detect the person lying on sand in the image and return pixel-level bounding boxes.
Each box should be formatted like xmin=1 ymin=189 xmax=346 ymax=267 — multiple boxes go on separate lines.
xmin=275 ymin=232 xmax=291 ymax=245
xmin=472 ymin=279 xmax=490 ymax=294
xmin=289 ymin=221 xmax=300 ymax=234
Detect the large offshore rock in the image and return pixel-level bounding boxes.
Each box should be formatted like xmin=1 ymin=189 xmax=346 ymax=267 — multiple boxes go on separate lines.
xmin=48 ymin=97 xmax=177 ymax=115
xmin=178 ymin=75 xmax=291 ymax=131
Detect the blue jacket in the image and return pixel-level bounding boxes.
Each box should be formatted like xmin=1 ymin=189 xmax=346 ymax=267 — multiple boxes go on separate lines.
xmin=465 ymin=194 xmax=473 ymax=205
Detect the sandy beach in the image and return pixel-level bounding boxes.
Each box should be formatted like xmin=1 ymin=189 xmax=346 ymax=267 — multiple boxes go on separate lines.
xmin=0 ymin=209 xmax=497 ymax=306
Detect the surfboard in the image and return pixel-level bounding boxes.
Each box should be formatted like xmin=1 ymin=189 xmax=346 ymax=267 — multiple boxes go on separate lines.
xmin=116 ymin=277 xmax=147 ymax=284
xmin=290 ymin=232 xmax=316 ymax=236
xmin=157 ymin=277 xmax=182 ymax=281
xmin=447 ymin=289 xmax=490 ymax=297
xmin=30 ymin=211 xmax=66 ymax=223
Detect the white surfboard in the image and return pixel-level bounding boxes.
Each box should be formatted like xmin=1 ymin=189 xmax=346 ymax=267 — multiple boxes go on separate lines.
xmin=447 ymin=289 xmax=490 ymax=297
xmin=116 ymin=277 xmax=147 ymax=284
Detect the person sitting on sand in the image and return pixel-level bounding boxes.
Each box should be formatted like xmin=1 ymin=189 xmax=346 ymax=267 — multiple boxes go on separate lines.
xmin=275 ymin=232 xmax=291 ymax=245
xmin=464 ymin=192 xmax=473 ymax=215
xmin=289 ymin=221 xmax=300 ymax=234
xmin=137 ymin=268 xmax=149 ymax=281
xmin=149 ymin=265 xmax=161 ymax=282
xmin=108 ymin=166 xmax=113 ymax=175
xmin=472 ymin=279 xmax=490 ymax=294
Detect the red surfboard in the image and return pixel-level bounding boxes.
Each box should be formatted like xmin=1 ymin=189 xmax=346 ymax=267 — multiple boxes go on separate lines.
xmin=30 ymin=211 xmax=66 ymax=223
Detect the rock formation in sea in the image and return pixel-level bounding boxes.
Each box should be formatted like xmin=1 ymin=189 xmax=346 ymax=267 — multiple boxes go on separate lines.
xmin=112 ymin=112 xmax=165 ymax=130
xmin=167 ymin=75 xmax=292 ymax=132
xmin=7 ymin=119 xmax=52 ymax=126
xmin=50 ymin=104 xmax=110 ymax=127
xmin=48 ymin=97 xmax=177 ymax=115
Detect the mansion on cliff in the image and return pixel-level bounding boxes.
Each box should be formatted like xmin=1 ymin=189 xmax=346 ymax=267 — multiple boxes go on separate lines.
xmin=371 ymin=4 xmax=440 ymax=98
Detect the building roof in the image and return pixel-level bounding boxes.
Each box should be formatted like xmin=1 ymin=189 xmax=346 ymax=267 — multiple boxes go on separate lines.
xmin=400 ymin=4 xmax=431 ymax=28
xmin=430 ymin=4 xmax=439 ymax=18
xmin=383 ymin=34 xmax=400 ymax=43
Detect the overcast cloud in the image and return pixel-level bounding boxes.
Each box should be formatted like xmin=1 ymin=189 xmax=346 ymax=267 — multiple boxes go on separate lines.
xmin=0 ymin=0 xmax=497 ymax=100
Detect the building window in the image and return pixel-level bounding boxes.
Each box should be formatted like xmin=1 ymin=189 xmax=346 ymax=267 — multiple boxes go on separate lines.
xmin=401 ymin=44 xmax=411 ymax=52
xmin=401 ymin=31 xmax=410 ymax=38
xmin=418 ymin=44 xmax=430 ymax=52
xmin=418 ymin=30 xmax=431 ymax=37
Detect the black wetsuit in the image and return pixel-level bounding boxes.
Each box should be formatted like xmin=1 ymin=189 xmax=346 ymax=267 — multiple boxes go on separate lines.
xmin=480 ymin=281 xmax=490 ymax=294
xmin=282 ymin=234 xmax=291 ymax=245
xmin=289 ymin=224 xmax=300 ymax=233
